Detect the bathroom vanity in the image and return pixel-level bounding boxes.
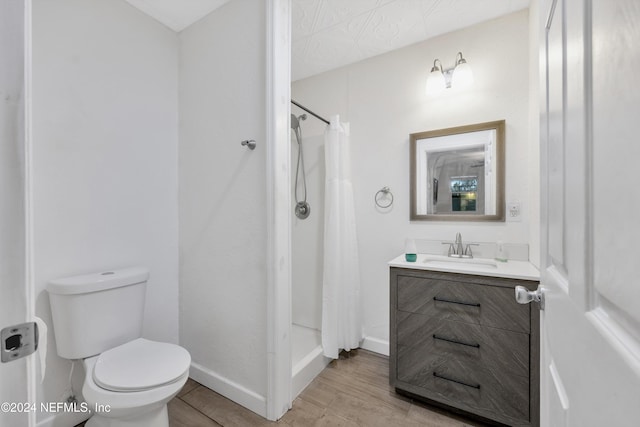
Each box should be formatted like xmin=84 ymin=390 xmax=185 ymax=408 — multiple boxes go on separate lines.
xmin=389 ymin=255 xmax=540 ymax=426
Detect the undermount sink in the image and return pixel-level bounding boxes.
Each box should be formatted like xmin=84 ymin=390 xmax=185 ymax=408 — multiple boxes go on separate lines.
xmin=421 ymin=255 xmax=498 ymax=269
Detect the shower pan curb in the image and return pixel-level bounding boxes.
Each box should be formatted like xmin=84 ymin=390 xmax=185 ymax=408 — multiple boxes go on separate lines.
xmin=292 ymin=346 xmax=331 ymax=399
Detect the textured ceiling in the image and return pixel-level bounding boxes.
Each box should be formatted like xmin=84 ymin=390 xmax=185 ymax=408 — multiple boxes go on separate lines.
xmin=291 ymin=0 xmax=529 ymax=81
xmin=122 ymin=0 xmax=529 ymax=80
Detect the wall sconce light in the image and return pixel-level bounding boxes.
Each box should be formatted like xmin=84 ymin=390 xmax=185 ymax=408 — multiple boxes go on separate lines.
xmin=426 ymin=52 xmax=474 ymax=94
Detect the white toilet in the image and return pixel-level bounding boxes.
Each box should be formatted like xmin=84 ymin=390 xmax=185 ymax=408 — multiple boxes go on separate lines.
xmin=47 ymin=267 xmax=191 ymax=427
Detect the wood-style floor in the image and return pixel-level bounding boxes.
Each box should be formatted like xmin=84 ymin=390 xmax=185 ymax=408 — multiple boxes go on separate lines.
xmin=77 ymin=350 xmax=486 ymax=426
xmin=169 ymin=350 xmax=486 ymax=427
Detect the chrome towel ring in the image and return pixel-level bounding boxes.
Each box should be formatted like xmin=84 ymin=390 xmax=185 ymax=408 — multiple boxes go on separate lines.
xmin=375 ymin=187 xmax=393 ymax=208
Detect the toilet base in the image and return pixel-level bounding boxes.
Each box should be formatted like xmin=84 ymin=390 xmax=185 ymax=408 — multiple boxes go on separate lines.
xmin=85 ymin=404 xmax=168 ymax=427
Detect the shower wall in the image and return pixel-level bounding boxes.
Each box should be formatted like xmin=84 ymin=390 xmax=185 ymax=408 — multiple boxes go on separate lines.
xmin=290 ymin=112 xmax=333 ymax=398
xmin=291 ymin=127 xmax=324 ymax=330
xmin=179 ymin=0 xmax=268 ymax=416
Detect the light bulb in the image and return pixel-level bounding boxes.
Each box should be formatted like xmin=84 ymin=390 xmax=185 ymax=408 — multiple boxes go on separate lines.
xmin=426 ymin=69 xmax=446 ymax=94
xmin=452 ymin=60 xmax=473 ymax=89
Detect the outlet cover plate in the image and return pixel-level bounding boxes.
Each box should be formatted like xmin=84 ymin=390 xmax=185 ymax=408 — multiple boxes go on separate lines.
xmin=507 ymin=201 xmax=522 ymax=222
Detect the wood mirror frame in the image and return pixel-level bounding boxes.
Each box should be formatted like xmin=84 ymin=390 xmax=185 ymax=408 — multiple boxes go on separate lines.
xmin=410 ymin=120 xmax=505 ymax=221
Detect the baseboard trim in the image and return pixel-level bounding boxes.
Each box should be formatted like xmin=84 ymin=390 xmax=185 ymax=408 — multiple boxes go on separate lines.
xmin=189 ymin=362 xmax=267 ymax=418
xmin=361 ymin=336 xmax=389 ymax=356
xmin=36 ymin=411 xmax=89 ymax=427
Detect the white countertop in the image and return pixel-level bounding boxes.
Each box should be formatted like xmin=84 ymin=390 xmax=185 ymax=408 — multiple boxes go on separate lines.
xmin=388 ymin=253 xmax=540 ymax=281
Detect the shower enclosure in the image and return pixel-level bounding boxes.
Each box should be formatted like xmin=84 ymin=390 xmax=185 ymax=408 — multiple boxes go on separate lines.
xmin=290 ymin=101 xmax=331 ymax=397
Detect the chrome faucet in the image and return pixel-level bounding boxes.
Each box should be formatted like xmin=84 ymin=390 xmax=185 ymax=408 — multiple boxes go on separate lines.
xmin=455 ymin=232 xmax=464 ymax=257
xmin=442 ymin=233 xmax=478 ymax=258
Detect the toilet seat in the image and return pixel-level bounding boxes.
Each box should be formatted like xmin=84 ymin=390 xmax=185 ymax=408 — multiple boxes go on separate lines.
xmin=82 ymin=354 xmax=189 ymax=426
xmin=93 ymin=338 xmax=190 ymax=392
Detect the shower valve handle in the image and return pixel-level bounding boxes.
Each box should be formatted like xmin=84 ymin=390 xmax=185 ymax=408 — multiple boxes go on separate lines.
xmin=241 ymin=139 xmax=256 ymax=150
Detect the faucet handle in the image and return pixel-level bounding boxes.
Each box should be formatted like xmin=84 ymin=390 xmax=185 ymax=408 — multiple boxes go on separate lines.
xmin=442 ymin=242 xmax=454 ymax=256
xmin=464 ymin=243 xmax=479 ymax=257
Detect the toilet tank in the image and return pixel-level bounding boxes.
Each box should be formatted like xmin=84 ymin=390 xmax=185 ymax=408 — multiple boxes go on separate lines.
xmin=47 ymin=267 xmax=149 ymax=360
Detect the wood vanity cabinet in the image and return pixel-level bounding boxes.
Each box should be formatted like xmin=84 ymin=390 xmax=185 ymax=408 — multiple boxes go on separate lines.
xmin=389 ymin=268 xmax=539 ymax=427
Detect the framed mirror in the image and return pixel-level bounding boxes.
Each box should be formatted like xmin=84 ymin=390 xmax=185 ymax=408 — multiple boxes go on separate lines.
xmin=410 ymin=120 xmax=505 ymax=221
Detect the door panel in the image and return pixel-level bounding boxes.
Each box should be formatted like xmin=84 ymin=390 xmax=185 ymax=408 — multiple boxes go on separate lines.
xmin=591 ymin=0 xmax=640 ymax=337
xmin=547 ymin=360 xmax=568 ymax=427
xmin=540 ymin=0 xmax=640 ymax=426
xmin=545 ymin=0 xmax=565 ymax=270
xmin=0 ymin=1 xmax=29 ymax=426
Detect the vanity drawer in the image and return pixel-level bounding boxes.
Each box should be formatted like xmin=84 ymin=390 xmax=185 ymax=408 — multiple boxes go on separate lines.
xmin=396 ymin=357 xmax=530 ymax=425
xmin=397 ymin=274 xmax=530 ymax=333
xmin=396 ymin=311 xmax=530 ymax=378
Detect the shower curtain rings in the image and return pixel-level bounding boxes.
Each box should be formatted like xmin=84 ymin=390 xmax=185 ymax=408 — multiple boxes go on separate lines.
xmin=375 ymin=187 xmax=393 ymax=208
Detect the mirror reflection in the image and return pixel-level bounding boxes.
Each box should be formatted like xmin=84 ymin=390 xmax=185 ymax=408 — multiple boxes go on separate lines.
xmin=410 ymin=120 xmax=505 ymax=221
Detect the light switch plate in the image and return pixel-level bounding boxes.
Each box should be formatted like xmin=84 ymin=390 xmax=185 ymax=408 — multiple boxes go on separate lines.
xmin=507 ymin=201 xmax=522 ymax=222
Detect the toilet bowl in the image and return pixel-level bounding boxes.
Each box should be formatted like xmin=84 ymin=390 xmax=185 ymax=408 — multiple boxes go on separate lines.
xmin=82 ymin=339 xmax=190 ymax=427
xmin=47 ymin=267 xmax=191 ymax=427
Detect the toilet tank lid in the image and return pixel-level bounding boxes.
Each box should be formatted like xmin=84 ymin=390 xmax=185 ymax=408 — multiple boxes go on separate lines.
xmin=47 ymin=267 xmax=149 ymax=295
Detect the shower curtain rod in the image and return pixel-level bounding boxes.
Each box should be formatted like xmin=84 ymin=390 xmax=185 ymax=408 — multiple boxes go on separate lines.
xmin=291 ymin=99 xmax=330 ymax=125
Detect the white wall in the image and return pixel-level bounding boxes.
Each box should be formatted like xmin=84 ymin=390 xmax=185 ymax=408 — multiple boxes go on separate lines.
xmin=292 ymin=10 xmax=535 ymax=351
xmin=179 ymin=0 xmax=268 ymax=416
xmin=32 ymin=0 xmax=179 ymax=424
xmin=0 ymin=2 xmax=29 ymax=426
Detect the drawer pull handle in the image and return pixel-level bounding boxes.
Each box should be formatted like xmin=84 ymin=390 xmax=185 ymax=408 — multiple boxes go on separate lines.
xmin=433 ymin=296 xmax=481 ymax=308
xmin=433 ymin=372 xmax=481 ymax=390
xmin=433 ymin=334 xmax=480 ymax=348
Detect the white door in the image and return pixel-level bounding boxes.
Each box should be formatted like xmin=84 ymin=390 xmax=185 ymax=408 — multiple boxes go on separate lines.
xmin=0 ymin=0 xmax=30 ymax=426
xmin=539 ymin=0 xmax=640 ymax=425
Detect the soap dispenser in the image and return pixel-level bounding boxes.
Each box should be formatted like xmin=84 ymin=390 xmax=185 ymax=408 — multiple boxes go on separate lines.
xmin=495 ymin=240 xmax=508 ymax=262
xmin=405 ymin=239 xmax=417 ymax=262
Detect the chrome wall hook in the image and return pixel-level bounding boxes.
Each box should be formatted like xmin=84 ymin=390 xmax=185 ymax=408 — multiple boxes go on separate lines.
xmin=241 ymin=139 xmax=256 ymax=150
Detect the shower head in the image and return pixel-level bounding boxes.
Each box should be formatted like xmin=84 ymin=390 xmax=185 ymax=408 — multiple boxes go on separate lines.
xmin=290 ymin=113 xmax=307 ymax=131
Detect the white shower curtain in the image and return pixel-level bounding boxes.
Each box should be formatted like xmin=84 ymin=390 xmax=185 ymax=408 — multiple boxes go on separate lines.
xmin=321 ymin=115 xmax=362 ymax=359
